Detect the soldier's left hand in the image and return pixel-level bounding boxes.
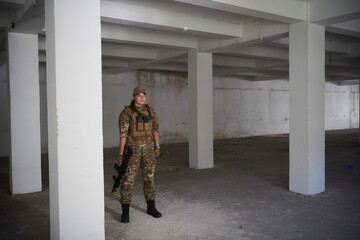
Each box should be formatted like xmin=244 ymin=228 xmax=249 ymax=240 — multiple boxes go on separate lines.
xmin=117 ymin=155 xmax=124 ymax=165
xmin=154 ymin=148 xmax=160 ymax=158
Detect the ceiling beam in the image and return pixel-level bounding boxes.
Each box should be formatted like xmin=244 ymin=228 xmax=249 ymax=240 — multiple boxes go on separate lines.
xmin=198 ymin=20 xmax=289 ymax=53
xmin=101 ymin=22 xmax=197 ymax=49
xmin=326 ymin=65 xmax=359 ymax=74
xmin=256 ymin=69 xmax=288 ymax=78
xmin=267 ymin=37 xmax=350 ymax=54
xmin=102 ymin=58 xmax=130 ymax=68
xmin=172 ymin=55 xmax=261 ymax=72
xmin=328 ymin=79 xmax=359 ymax=85
xmin=38 ymin=35 xmax=187 ymax=72
xmin=102 ymin=42 xmax=157 ymax=60
xmin=214 ymin=60 xmax=287 ymax=76
xmin=255 ymin=61 xmax=288 ymax=70
xmin=0 ymin=0 xmax=24 ymax=9
xmin=172 ymin=54 xmax=288 ymax=71
xmin=252 ymin=76 xmax=285 ymax=81
xmin=326 ymin=26 xmax=360 ymax=39
xmin=309 ymin=0 xmax=360 ymax=25
xmin=222 ymin=45 xmax=289 ymax=61
xmin=327 ymin=70 xmax=360 ymax=78
xmin=141 ymin=63 xmax=188 ymax=73
xmin=213 ymin=55 xmax=256 ymax=68
xmin=101 ymin=0 xmax=241 ymax=38
xmin=40 ymin=36 xmax=162 ymax=60
xmin=115 ymin=49 xmax=187 ymax=73
xmin=174 ymin=55 xmax=262 ymax=69
xmin=214 ymin=66 xmax=253 ymax=76
xmin=327 ymin=75 xmax=360 ymax=82
xmin=11 ymin=0 xmax=44 ymax=34
xmin=172 ymin=0 xmax=306 ymax=23
xmin=331 ymin=19 xmax=360 ymax=34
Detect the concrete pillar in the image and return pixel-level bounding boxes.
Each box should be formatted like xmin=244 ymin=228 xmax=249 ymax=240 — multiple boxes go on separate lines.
xmin=289 ymin=22 xmax=325 ymax=195
xmin=45 ymin=0 xmax=104 ymax=239
xmin=188 ymin=49 xmax=214 ymax=169
xmin=7 ymin=32 xmax=42 ymax=194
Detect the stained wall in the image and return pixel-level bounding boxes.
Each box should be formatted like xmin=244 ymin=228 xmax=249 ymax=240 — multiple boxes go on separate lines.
xmin=102 ymin=71 xmax=359 ymax=148
xmin=0 ymin=68 xmax=358 ymax=156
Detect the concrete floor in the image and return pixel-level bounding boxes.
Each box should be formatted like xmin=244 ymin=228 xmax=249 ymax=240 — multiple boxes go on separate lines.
xmin=1 ymin=129 xmax=359 ymax=240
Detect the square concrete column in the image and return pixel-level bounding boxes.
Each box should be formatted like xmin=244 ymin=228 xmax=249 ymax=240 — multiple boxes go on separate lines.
xmin=45 ymin=0 xmax=104 ymax=239
xmin=289 ymin=22 xmax=325 ymax=195
xmin=188 ymin=49 xmax=214 ymax=169
xmin=7 ymin=32 xmax=42 ymax=194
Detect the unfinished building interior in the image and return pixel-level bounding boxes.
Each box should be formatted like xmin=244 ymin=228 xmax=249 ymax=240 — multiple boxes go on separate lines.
xmin=0 ymin=0 xmax=359 ymax=239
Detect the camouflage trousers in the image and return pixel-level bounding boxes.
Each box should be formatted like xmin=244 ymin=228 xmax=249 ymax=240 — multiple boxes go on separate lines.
xmin=120 ymin=136 xmax=156 ymax=204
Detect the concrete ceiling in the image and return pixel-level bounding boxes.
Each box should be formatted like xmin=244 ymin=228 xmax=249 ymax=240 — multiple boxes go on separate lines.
xmin=0 ymin=0 xmax=359 ymax=85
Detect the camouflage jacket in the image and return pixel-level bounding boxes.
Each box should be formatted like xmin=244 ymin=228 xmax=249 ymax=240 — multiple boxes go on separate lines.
xmin=118 ymin=104 xmax=159 ymax=138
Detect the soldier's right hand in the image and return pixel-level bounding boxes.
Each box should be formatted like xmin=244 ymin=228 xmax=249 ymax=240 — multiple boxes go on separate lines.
xmin=154 ymin=148 xmax=160 ymax=158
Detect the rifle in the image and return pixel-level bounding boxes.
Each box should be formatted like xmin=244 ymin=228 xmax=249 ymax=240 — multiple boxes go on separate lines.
xmin=111 ymin=146 xmax=133 ymax=193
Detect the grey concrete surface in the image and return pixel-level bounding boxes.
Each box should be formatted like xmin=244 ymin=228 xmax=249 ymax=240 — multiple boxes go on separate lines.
xmin=1 ymin=129 xmax=359 ymax=240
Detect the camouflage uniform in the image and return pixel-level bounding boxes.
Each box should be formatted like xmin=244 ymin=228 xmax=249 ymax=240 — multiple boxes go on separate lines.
xmin=118 ymin=104 xmax=159 ymax=204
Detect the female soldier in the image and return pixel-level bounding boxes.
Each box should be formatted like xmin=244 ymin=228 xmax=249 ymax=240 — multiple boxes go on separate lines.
xmin=117 ymin=86 xmax=162 ymax=223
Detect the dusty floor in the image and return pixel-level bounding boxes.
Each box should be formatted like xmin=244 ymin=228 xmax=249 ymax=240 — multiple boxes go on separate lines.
xmin=1 ymin=129 xmax=360 ymax=240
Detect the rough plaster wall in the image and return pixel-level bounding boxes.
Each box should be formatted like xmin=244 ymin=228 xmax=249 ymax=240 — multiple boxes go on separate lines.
xmin=213 ymin=78 xmax=290 ymax=139
xmin=350 ymin=85 xmax=360 ymax=127
xmin=325 ymin=83 xmax=359 ymax=130
xmin=102 ymin=72 xmax=137 ymax=148
xmin=102 ymin=71 xmax=189 ymax=148
xmin=135 ymin=71 xmax=189 ymax=143
xmin=102 ymin=71 xmax=359 ymax=148
xmin=0 ymin=69 xmax=359 ymax=156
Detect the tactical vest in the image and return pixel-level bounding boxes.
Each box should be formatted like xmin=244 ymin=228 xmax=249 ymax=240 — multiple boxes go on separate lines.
xmin=127 ymin=105 xmax=153 ymax=137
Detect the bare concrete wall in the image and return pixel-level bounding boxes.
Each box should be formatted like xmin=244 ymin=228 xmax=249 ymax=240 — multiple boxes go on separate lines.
xmin=325 ymin=83 xmax=359 ymax=130
xmin=102 ymin=71 xmax=359 ymax=148
xmin=102 ymin=72 xmax=137 ymax=149
xmin=102 ymin=71 xmax=189 ymax=148
xmin=213 ymin=78 xmax=290 ymax=139
xmin=0 ymin=69 xmax=359 ymax=156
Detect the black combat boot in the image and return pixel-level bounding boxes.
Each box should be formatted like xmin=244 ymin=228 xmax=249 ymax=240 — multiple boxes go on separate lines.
xmin=146 ymin=200 xmax=162 ymax=218
xmin=121 ymin=204 xmax=130 ymax=223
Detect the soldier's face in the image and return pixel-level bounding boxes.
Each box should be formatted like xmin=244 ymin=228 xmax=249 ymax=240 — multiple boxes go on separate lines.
xmin=133 ymin=92 xmax=146 ymax=106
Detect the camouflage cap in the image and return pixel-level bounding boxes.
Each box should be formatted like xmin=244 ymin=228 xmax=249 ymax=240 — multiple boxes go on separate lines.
xmin=133 ymin=86 xmax=146 ymax=95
